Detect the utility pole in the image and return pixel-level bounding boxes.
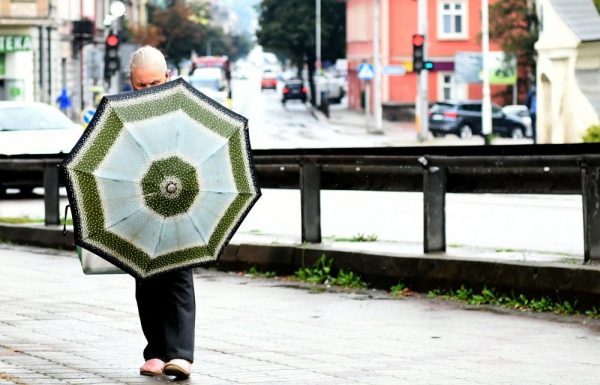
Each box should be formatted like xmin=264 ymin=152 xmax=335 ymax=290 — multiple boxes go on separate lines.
xmin=373 ymin=0 xmax=383 ymax=133
xmin=481 ymin=0 xmax=492 ymax=144
xmin=315 ymin=0 xmax=321 ymax=107
xmin=416 ymin=0 xmax=429 ymax=141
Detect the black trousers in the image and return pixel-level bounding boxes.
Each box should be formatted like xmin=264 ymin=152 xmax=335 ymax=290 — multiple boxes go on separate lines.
xmin=135 ymin=268 xmax=196 ymax=363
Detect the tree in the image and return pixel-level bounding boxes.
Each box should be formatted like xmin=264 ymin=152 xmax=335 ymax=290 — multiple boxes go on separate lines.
xmin=595 ymin=0 xmax=600 ymax=14
xmin=256 ymin=0 xmax=346 ymax=105
xmin=489 ymin=0 xmax=539 ymax=100
xmin=132 ymin=0 xmax=207 ymax=71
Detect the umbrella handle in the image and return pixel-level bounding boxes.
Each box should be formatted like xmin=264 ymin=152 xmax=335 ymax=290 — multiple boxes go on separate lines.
xmin=63 ymin=205 xmax=70 ymax=237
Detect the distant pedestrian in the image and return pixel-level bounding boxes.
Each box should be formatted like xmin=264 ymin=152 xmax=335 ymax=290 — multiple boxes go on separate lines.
xmin=526 ymin=87 xmax=537 ymax=144
xmin=56 ymin=88 xmax=72 ymax=115
xmin=126 ymin=46 xmax=194 ymax=380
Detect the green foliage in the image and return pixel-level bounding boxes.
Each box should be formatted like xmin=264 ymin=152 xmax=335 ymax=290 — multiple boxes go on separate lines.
xmin=335 ymin=233 xmax=378 ymax=243
xmin=256 ymin=0 xmax=346 ymax=66
xmin=554 ymin=300 xmax=579 ymax=315
xmin=455 ymin=285 xmax=473 ymax=301
xmin=427 ymin=285 xmax=591 ymax=318
xmin=529 ymin=297 xmax=554 ymax=313
xmin=294 ymin=255 xmax=369 ymax=288
xmin=390 ymin=282 xmax=406 ymax=296
xmin=246 ymin=266 xmax=276 ymax=278
xmin=489 ymin=0 xmax=539 ymax=89
xmin=582 ymin=124 xmax=600 ymax=143
xmin=332 ymin=270 xmax=368 ymax=289
xmin=595 ymin=0 xmax=600 ymax=14
xmin=585 ymin=306 xmax=599 ymax=319
xmin=295 ymin=255 xmax=333 ymax=284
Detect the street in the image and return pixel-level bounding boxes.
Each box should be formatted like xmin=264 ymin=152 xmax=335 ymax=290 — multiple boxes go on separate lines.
xmin=0 ymin=69 xmax=585 ymax=259
xmin=0 ymin=246 xmax=598 ymax=385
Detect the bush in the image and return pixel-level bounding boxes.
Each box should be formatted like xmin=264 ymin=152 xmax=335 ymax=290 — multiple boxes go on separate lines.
xmin=582 ymin=124 xmax=600 ymax=142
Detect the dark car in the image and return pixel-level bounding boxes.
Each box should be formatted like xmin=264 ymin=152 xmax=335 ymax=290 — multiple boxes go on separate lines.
xmin=282 ymin=80 xmax=307 ymax=104
xmin=429 ymin=100 xmax=528 ymax=139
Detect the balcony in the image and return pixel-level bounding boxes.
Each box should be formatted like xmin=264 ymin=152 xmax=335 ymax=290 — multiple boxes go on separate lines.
xmin=0 ymin=0 xmax=49 ymax=21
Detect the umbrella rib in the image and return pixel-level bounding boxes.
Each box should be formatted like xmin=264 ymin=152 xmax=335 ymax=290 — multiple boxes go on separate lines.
xmin=151 ymin=219 xmax=166 ymax=259
xmin=185 ymin=212 xmax=209 ymax=251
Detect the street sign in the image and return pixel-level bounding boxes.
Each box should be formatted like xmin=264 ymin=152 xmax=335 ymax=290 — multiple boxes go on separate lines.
xmin=455 ymin=52 xmax=517 ymax=85
xmin=358 ymin=63 xmax=375 ymax=80
xmin=80 ymin=108 xmax=95 ymax=128
xmin=383 ymin=65 xmax=406 ymax=76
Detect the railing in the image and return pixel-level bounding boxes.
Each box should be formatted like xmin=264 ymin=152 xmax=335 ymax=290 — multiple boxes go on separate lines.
xmin=1 ymin=143 xmax=600 ymax=262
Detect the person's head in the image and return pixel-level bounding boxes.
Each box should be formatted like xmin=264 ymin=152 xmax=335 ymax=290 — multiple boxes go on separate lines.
xmin=127 ymin=46 xmax=171 ymax=91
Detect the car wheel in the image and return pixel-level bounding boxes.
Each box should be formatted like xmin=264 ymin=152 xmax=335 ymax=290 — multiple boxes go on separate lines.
xmin=511 ymin=126 xmax=524 ymax=140
xmin=432 ymin=132 xmax=444 ymax=138
xmin=458 ymin=124 xmax=473 ymax=139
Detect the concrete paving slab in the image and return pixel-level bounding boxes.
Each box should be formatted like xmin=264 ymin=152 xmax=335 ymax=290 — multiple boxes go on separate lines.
xmin=0 ymin=246 xmax=599 ymax=384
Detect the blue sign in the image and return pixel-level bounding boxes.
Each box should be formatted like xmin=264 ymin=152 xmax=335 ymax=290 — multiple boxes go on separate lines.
xmin=383 ymin=65 xmax=406 ymax=76
xmin=358 ymin=63 xmax=375 ymax=80
xmin=80 ymin=108 xmax=95 ymax=126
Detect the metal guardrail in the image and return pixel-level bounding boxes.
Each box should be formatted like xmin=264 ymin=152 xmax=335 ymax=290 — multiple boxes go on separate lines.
xmin=1 ymin=144 xmax=600 ymax=262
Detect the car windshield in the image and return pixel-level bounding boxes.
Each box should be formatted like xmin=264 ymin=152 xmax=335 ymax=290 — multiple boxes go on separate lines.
xmin=0 ymin=105 xmax=73 ymax=131
xmin=430 ymin=103 xmax=455 ymax=113
xmin=189 ymin=78 xmax=220 ymax=91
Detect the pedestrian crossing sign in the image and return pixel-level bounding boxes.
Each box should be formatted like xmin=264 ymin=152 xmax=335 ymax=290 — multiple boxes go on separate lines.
xmin=358 ymin=63 xmax=375 ymax=80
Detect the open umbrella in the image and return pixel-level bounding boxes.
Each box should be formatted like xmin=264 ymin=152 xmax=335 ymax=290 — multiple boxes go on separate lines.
xmin=60 ymin=78 xmax=261 ymax=279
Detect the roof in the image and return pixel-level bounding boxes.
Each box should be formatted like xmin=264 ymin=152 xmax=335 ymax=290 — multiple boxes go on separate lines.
xmin=550 ymin=0 xmax=600 ymax=42
xmin=575 ymin=69 xmax=600 ymax=115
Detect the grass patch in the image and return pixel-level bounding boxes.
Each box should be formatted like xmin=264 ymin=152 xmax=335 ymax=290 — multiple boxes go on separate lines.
xmin=427 ymin=285 xmax=592 ymax=318
xmin=245 ymin=265 xmax=276 ymax=278
xmin=0 ymin=217 xmax=73 ymax=225
xmin=294 ymin=255 xmax=369 ymax=289
xmin=334 ymin=233 xmax=378 ymax=243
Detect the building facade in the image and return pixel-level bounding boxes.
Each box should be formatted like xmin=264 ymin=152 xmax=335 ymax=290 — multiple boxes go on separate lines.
xmin=535 ymin=0 xmax=600 ymax=143
xmin=346 ymin=0 xmax=505 ymax=115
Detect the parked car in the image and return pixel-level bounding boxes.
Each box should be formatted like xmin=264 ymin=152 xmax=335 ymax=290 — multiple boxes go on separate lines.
xmin=315 ymin=76 xmax=345 ymax=104
xmin=0 ymin=102 xmax=83 ymax=155
xmin=188 ymin=69 xmax=230 ymax=107
xmin=260 ymin=70 xmax=278 ymax=90
xmin=502 ymin=105 xmax=532 ymax=138
xmin=0 ymin=102 xmax=83 ymax=195
xmin=282 ymin=80 xmax=308 ymax=104
xmin=428 ymin=100 xmax=528 ymax=140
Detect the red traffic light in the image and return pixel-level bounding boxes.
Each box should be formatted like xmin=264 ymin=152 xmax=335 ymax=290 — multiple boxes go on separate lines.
xmin=107 ymin=35 xmax=119 ymax=47
xmin=412 ymin=34 xmax=424 ymax=47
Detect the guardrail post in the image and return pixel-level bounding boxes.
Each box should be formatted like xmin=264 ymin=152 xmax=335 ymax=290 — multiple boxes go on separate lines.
xmin=423 ymin=165 xmax=446 ymax=253
xmin=582 ymin=164 xmax=600 ymax=262
xmin=300 ymin=163 xmax=322 ymax=243
xmin=44 ymin=164 xmax=60 ymax=226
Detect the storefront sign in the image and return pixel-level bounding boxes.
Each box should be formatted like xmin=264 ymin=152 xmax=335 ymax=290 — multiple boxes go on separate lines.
xmin=0 ymin=35 xmax=33 ymax=53
xmin=0 ymin=54 xmax=5 ymax=76
xmin=455 ymin=52 xmax=517 ymax=85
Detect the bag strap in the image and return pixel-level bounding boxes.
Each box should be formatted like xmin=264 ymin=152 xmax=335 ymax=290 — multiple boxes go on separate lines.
xmin=63 ymin=205 xmax=70 ymax=236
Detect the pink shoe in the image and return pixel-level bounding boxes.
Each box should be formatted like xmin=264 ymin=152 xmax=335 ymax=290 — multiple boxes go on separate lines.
xmin=163 ymin=359 xmax=192 ymax=379
xmin=139 ymin=358 xmax=164 ymax=376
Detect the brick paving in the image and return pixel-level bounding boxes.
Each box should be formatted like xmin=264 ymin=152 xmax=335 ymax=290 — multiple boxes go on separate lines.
xmin=0 ymin=245 xmax=599 ymax=385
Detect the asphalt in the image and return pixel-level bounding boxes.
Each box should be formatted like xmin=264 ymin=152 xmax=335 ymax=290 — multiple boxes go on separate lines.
xmin=0 ymin=245 xmax=599 ymax=385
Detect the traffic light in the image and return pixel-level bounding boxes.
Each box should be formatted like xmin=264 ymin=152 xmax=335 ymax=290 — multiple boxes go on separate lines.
xmin=104 ymin=33 xmax=120 ymax=82
xmin=412 ymin=34 xmax=434 ymax=72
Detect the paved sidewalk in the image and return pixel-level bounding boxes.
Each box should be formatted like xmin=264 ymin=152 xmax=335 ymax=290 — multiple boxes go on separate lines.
xmin=0 ymin=246 xmax=599 ymax=384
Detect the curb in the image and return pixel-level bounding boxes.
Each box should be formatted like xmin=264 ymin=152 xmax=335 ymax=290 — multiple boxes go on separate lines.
xmin=2 ymin=223 xmax=599 ymax=308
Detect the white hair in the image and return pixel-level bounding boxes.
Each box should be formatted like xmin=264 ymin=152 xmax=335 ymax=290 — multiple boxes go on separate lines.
xmin=126 ymin=45 xmax=167 ymax=75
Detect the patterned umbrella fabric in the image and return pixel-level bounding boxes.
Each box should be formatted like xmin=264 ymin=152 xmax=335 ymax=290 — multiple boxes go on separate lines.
xmin=60 ymin=78 xmax=261 ymax=279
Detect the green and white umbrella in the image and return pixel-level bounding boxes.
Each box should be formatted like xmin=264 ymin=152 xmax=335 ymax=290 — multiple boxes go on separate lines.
xmin=60 ymin=78 xmax=261 ymax=279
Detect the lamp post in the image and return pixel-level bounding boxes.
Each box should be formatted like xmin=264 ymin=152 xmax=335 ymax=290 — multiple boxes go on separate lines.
xmin=481 ymin=0 xmax=492 ymax=144
xmin=315 ymin=0 xmax=321 ymax=107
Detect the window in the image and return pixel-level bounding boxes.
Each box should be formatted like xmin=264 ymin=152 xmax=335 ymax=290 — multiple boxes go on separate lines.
xmin=438 ymin=72 xmax=464 ymax=101
xmin=438 ymin=1 xmax=468 ymax=40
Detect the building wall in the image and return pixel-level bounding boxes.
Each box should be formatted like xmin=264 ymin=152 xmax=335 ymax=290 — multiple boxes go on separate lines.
xmin=347 ymin=0 xmax=508 ymax=114
xmin=535 ymin=0 xmax=600 ymax=144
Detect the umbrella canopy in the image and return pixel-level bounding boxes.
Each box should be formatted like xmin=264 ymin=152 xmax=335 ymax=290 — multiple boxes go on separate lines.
xmin=60 ymin=78 xmax=261 ymax=279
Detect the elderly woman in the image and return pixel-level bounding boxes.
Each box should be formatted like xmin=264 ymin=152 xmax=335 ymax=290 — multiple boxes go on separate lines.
xmin=127 ymin=46 xmax=194 ymax=379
